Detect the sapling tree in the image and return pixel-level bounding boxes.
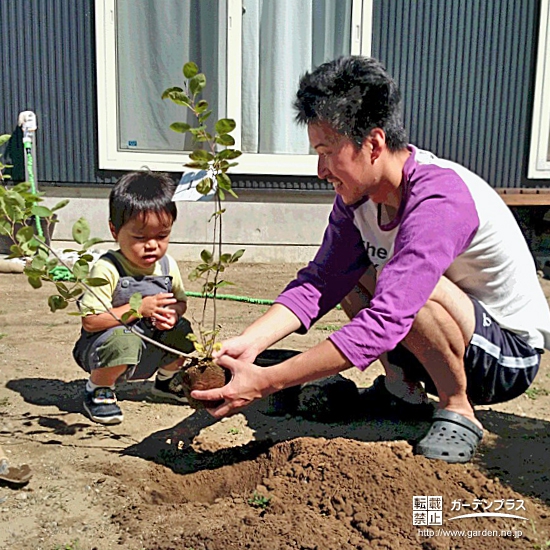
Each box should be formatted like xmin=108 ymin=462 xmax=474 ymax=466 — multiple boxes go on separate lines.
xmin=161 ymin=61 xmax=244 ymax=406
xmin=162 ymin=61 xmax=244 ymax=359
xmin=0 ymin=61 xmax=242 ymax=407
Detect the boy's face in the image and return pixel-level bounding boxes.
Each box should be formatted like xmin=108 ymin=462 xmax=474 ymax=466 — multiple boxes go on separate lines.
xmin=110 ymin=212 xmax=173 ymax=269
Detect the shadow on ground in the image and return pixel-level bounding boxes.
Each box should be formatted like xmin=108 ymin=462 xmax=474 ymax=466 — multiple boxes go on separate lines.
xmin=6 ymin=376 xmax=550 ymax=504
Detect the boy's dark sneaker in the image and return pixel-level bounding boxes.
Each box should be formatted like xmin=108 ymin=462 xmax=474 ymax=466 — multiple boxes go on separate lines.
xmin=83 ymin=387 xmax=124 ymax=425
xmin=151 ymin=372 xmax=189 ymax=403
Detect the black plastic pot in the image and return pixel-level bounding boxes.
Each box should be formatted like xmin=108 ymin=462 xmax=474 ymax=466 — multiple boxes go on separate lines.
xmin=254 ymin=349 xmax=302 ymax=416
xmin=0 ymin=217 xmax=54 ymax=255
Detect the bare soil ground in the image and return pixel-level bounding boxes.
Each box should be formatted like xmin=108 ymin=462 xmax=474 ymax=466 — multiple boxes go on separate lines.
xmin=1 ymin=262 xmax=550 ymax=550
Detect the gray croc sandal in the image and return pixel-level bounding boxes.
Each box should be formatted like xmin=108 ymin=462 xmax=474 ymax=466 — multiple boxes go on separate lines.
xmin=416 ymin=410 xmax=483 ymax=463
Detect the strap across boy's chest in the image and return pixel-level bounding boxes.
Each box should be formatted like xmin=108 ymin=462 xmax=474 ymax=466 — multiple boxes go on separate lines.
xmin=102 ymin=252 xmax=173 ymax=308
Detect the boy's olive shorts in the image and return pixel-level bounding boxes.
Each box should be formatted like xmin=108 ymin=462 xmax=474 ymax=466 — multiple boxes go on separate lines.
xmin=73 ymin=317 xmax=194 ymax=380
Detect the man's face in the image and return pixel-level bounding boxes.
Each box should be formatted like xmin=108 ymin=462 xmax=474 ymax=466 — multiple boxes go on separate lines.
xmin=308 ymin=122 xmax=379 ymax=205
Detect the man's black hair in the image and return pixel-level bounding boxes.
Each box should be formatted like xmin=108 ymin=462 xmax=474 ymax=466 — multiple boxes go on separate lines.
xmin=294 ymin=56 xmax=408 ymax=151
xmin=109 ymin=171 xmax=177 ymax=232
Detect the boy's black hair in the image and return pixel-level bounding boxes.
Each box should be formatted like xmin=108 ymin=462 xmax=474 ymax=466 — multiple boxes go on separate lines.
xmin=109 ymin=171 xmax=177 ymax=232
xmin=294 ymin=56 xmax=408 ymax=151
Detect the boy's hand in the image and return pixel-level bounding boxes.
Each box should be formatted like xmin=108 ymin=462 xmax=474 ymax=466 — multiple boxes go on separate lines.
xmin=150 ymin=307 xmax=179 ymax=330
xmin=139 ymin=293 xmax=177 ymax=330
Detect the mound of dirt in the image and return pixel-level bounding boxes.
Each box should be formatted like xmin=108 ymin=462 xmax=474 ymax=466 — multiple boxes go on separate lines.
xmin=111 ymin=437 xmax=550 ymax=550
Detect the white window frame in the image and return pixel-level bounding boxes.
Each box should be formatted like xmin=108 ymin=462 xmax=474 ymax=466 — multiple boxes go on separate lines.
xmin=95 ymin=0 xmax=373 ymax=175
xmin=529 ymin=0 xmax=550 ymax=179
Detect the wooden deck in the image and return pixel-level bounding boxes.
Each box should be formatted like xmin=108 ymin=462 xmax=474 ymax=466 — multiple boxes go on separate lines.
xmin=497 ymin=188 xmax=550 ymax=206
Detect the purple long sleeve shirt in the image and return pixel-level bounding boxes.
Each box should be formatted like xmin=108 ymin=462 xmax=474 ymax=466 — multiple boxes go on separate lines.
xmin=275 ymin=146 xmax=550 ymax=369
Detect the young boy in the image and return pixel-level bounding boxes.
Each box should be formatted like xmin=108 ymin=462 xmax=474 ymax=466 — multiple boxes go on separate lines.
xmin=73 ymin=171 xmax=194 ymax=425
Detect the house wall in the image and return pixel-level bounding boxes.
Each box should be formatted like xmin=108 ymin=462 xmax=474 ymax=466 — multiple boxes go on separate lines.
xmin=1 ymin=0 xmax=549 ymax=261
xmin=0 ymin=0 xmax=546 ymax=189
xmin=42 ymin=187 xmax=334 ymax=263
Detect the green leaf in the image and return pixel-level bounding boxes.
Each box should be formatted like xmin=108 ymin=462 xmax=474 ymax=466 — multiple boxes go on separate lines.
xmin=215 ymin=134 xmax=235 ymax=146
xmin=170 ymin=122 xmax=191 ymax=134
xmin=189 ymin=73 xmax=207 ymax=96
xmin=183 ymin=62 xmax=199 ymax=79
xmin=215 ymin=118 xmax=237 ymax=135
xmin=51 ymin=199 xmax=70 ymax=212
xmin=82 ymin=277 xmax=109 ymax=287
xmin=48 ymin=295 xmax=68 ymax=312
xmin=196 ymin=99 xmax=209 ymax=113
xmin=69 ymin=288 xmax=84 ymax=299
xmin=0 ymin=134 xmax=10 ymax=147
xmin=200 ymin=249 xmax=213 ymax=263
xmin=205 ymin=281 xmax=216 ymax=293
xmin=31 ymin=205 xmax=53 ymax=218
xmin=214 ymin=280 xmax=235 ymax=288
xmin=8 ymin=243 xmax=24 ymax=259
xmin=55 ymin=282 xmax=72 ymax=299
xmin=196 ymin=177 xmax=213 ymax=195
xmin=27 ymin=276 xmax=42 ymax=289
xmin=129 ymin=293 xmax=142 ymax=312
xmin=15 ymin=225 xmax=34 ymax=244
xmin=121 ymin=311 xmax=134 ymax=323
xmin=168 ymin=91 xmax=191 ymax=106
xmin=198 ymin=110 xmax=212 ymax=123
xmin=161 ymin=86 xmax=183 ymax=99
xmin=186 ymin=333 xmax=198 ymax=342
xmin=208 ymin=208 xmax=226 ymax=222
xmin=216 ymin=149 xmax=242 ymax=160
xmin=72 ymin=218 xmax=90 ymax=245
xmin=230 ymin=249 xmax=245 ymax=263
xmin=72 ymin=259 xmax=90 ymax=279
xmin=31 ymin=255 xmax=46 ymax=271
xmin=82 ymin=237 xmax=104 ymax=249
xmin=216 ymin=172 xmax=232 ymax=191
xmin=189 ymin=149 xmax=214 ymax=161
xmin=220 ymin=253 xmax=232 ymax=264
xmin=185 ymin=161 xmax=210 ymax=170
xmin=79 ymin=253 xmax=95 ymax=262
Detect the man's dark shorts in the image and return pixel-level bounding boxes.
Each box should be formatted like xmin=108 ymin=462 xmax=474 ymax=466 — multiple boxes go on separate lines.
xmin=388 ymin=298 xmax=541 ymax=405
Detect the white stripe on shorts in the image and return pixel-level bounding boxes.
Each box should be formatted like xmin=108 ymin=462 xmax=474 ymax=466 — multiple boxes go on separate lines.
xmin=470 ymin=334 xmax=539 ymax=369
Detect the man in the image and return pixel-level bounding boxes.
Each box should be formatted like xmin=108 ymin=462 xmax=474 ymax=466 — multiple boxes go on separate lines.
xmin=192 ymin=56 xmax=550 ymax=463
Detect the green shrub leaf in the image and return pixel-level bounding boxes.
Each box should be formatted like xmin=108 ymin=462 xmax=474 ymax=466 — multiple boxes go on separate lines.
xmin=72 ymin=259 xmax=90 ymax=279
xmin=170 ymin=122 xmax=191 ymax=134
xmin=215 ymin=119 xmax=236 ymax=135
xmin=129 ymin=293 xmax=142 ymax=313
xmin=72 ymin=218 xmax=90 ymax=245
xmin=48 ymin=295 xmax=68 ymax=312
xmin=189 ymin=73 xmax=207 ymax=96
xmin=161 ymin=86 xmax=183 ymax=99
xmin=215 ymin=134 xmax=235 ymax=146
xmin=183 ymin=62 xmax=199 ymax=78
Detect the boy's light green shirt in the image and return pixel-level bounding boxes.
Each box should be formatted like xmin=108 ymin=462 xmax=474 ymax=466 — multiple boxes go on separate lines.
xmin=79 ymin=250 xmax=187 ymax=315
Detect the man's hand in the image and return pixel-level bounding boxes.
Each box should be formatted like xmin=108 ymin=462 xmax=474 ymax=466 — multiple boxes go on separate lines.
xmin=190 ymin=355 xmax=270 ymax=418
xmin=212 ymin=335 xmax=261 ymax=364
